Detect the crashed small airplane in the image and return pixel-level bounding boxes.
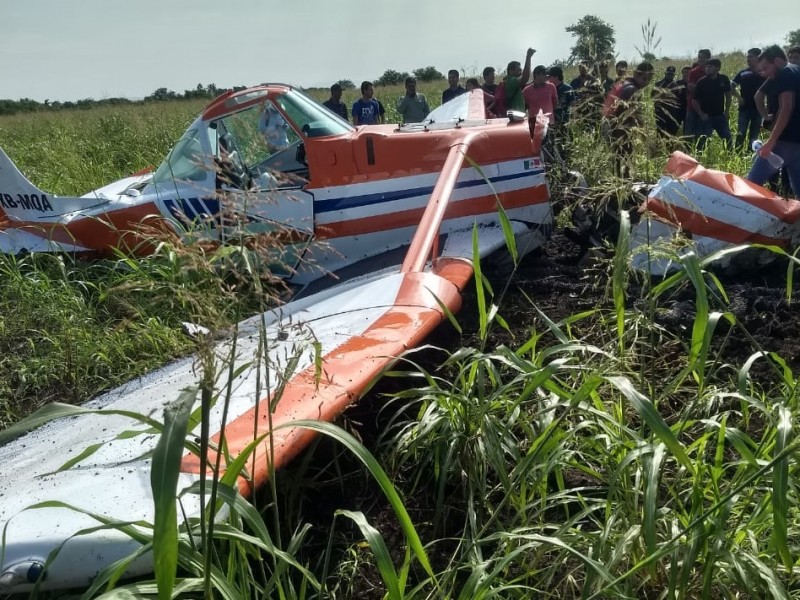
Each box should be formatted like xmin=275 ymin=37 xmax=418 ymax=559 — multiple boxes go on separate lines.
xmin=0 ymin=85 xmax=550 ymax=283
xmin=631 ymin=152 xmax=800 ymax=273
xmin=0 ymin=87 xmax=553 ymax=592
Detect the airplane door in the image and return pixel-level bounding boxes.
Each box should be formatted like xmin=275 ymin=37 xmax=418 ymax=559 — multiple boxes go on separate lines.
xmin=240 ymin=182 xmax=315 ymax=278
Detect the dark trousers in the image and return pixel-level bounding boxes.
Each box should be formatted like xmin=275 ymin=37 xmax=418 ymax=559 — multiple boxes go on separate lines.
xmin=696 ymin=114 xmax=732 ymax=151
xmin=736 ymin=107 xmax=762 ymax=149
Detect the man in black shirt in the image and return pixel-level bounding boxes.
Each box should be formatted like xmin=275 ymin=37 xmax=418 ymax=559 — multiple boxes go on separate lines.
xmin=732 ymin=48 xmax=766 ymax=148
xmin=747 ymin=45 xmax=800 ymax=196
xmin=322 ymin=83 xmax=349 ymax=121
xmin=691 ymin=58 xmax=732 ymax=150
xmin=674 ymin=66 xmax=691 ymax=132
xmin=654 ymin=66 xmax=681 ymax=136
xmin=442 ymin=70 xmax=467 ymax=104
xmin=481 ymin=66 xmax=497 ymax=95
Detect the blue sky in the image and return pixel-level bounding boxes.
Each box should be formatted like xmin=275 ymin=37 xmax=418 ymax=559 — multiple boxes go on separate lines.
xmin=1 ymin=0 xmax=791 ymax=102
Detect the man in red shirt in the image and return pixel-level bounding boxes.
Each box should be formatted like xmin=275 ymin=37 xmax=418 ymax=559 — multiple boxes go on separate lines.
xmin=523 ymin=65 xmax=560 ymax=164
xmin=685 ymin=49 xmax=711 ymax=139
xmin=523 ymin=65 xmax=559 ymax=124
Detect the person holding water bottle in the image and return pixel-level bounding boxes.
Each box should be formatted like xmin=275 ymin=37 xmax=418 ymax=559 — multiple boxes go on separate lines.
xmin=746 ymin=45 xmax=800 ymax=197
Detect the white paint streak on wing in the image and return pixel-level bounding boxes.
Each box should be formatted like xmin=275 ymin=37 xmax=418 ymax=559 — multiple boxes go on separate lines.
xmin=0 ymin=270 xmax=404 ymax=591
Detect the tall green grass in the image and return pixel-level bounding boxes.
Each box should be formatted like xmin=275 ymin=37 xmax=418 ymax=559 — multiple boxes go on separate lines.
xmin=4 ymin=50 xmax=800 ymax=598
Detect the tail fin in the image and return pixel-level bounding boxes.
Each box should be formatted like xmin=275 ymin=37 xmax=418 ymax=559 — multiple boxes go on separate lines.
xmin=0 ymin=147 xmax=109 ymax=222
xmin=0 ymin=147 xmax=119 ymax=253
xmin=0 ymin=148 xmax=58 ymax=218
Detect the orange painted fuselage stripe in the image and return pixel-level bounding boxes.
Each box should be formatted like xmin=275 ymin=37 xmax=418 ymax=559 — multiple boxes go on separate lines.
xmin=646 ymin=199 xmax=790 ymax=246
xmin=316 ymin=185 xmax=549 ymax=239
xmin=7 ymin=203 xmax=171 ymax=255
xmin=663 ymin=152 xmax=800 ymax=222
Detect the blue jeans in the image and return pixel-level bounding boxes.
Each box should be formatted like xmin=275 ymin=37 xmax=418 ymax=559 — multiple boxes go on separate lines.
xmin=695 ymin=114 xmax=732 ymax=151
xmin=736 ymin=107 xmax=762 ymax=149
xmin=746 ymin=140 xmax=800 ymax=196
xmin=684 ymin=110 xmax=698 ymax=138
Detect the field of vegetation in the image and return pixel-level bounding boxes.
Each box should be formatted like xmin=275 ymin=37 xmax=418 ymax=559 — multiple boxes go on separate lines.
xmin=2 ymin=53 xmax=800 ymax=598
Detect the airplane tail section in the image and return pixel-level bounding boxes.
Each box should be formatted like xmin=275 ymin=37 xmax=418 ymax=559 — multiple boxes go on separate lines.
xmin=0 ymin=147 xmax=57 ymax=220
xmin=0 ymin=147 xmax=115 ymax=253
xmin=0 ymin=147 xmax=108 ymax=223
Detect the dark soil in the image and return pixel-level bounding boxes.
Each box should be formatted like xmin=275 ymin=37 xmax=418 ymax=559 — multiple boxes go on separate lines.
xmin=268 ymin=233 xmax=800 ymax=598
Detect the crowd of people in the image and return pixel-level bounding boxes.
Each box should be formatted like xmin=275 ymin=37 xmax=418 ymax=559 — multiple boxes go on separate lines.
xmin=317 ymin=43 xmax=800 ymax=196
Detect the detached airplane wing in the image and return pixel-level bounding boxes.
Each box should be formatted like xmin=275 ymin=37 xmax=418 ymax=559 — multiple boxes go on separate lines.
xmin=631 ymin=152 xmax=800 ymax=274
xmin=0 ymin=135 xmax=530 ymax=592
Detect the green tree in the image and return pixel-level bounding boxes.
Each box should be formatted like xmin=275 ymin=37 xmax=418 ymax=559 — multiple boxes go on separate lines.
xmin=336 ymin=79 xmax=356 ymax=90
xmin=787 ymin=29 xmax=800 ymax=47
xmin=413 ymin=66 xmax=445 ymax=82
xmin=565 ymin=15 xmax=616 ymax=65
xmin=375 ymin=69 xmax=409 ymax=86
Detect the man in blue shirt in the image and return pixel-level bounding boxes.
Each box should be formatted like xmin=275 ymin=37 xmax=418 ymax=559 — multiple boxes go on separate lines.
xmin=352 ymin=81 xmax=381 ymax=126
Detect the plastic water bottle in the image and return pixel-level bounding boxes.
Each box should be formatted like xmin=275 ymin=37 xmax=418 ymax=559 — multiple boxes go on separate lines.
xmin=752 ymin=140 xmax=785 ymax=170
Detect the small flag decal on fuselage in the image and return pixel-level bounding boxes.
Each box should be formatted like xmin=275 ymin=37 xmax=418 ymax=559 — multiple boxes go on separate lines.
xmin=523 ymin=158 xmax=542 ymax=170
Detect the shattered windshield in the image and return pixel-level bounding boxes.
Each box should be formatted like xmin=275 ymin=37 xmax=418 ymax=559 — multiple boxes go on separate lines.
xmin=276 ymin=89 xmax=353 ymax=138
xmin=152 ymin=128 xmax=209 ymax=184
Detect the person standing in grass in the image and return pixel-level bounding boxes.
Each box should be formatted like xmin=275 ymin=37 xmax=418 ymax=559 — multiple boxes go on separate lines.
xmin=732 ymin=48 xmax=766 ymax=149
xmin=692 ymin=58 xmax=732 ymax=151
xmin=614 ymin=60 xmax=628 ymax=82
xmin=523 ymin=65 xmax=559 ymax=124
xmin=442 ymin=70 xmax=466 ymax=104
xmin=569 ymin=63 xmax=595 ymax=92
xmin=466 ymin=78 xmax=495 ymax=116
xmin=481 ymin=66 xmax=497 ymax=95
xmin=654 ymin=66 xmax=682 ymax=137
xmin=352 ymin=81 xmax=381 ymax=126
xmin=524 ymin=65 xmax=560 ymax=165
xmin=547 ymin=66 xmax=574 ymax=125
xmin=598 ymin=61 xmax=615 ymax=95
xmin=685 ymin=49 xmax=712 ymax=139
xmin=396 ymin=77 xmax=430 ymax=123
xmin=502 ymin=48 xmax=536 ymax=113
xmin=603 ymin=62 xmax=655 ymax=178
xmin=747 ymin=45 xmax=800 ymax=196
xmin=673 ymin=66 xmax=691 ymax=134
xmin=322 ymin=83 xmax=349 ymax=121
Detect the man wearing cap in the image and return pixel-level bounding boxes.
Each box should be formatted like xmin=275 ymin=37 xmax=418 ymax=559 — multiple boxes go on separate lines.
xmin=654 ymin=66 xmax=681 ymax=136
xmin=322 ymin=83 xmax=349 ymax=121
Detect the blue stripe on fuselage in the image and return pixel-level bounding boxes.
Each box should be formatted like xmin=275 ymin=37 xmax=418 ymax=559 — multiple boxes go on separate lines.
xmin=164 ymin=197 xmax=221 ymax=225
xmin=314 ymin=168 xmax=544 ymax=214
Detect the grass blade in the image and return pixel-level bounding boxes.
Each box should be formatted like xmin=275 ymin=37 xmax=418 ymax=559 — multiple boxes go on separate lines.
xmin=150 ymin=387 xmax=197 ymax=600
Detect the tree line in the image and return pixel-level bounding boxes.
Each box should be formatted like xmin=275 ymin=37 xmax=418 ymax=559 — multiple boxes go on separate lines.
xmin=0 ymin=83 xmax=234 ymax=116
xmin=3 ymin=20 xmax=798 ymax=116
